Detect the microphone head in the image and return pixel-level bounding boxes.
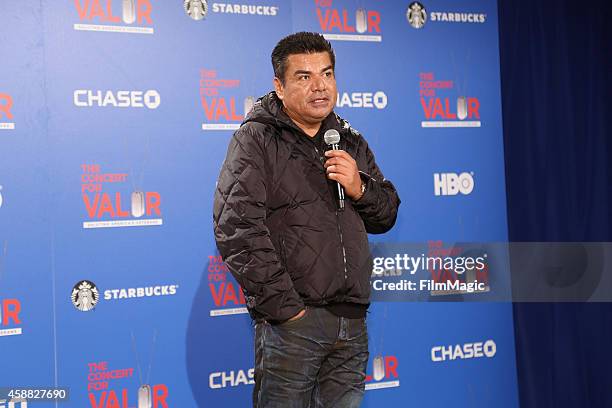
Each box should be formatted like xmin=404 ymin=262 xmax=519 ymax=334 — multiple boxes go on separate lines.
xmin=324 ymin=129 xmax=341 ymax=145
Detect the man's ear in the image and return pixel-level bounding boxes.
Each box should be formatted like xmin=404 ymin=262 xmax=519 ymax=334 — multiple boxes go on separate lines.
xmin=273 ymin=77 xmax=284 ymax=100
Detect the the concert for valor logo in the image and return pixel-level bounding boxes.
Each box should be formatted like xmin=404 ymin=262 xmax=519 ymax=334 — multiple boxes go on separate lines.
xmin=73 ymin=0 xmax=154 ymax=34
xmin=72 ymin=280 xmax=100 ymax=312
xmin=314 ymin=0 xmax=382 ymax=42
xmin=199 ymin=69 xmax=253 ymax=131
xmin=418 ymin=72 xmax=482 ymax=128
xmin=87 ymin=360 xmax=169 ymax=408
xmin=0 ymin=92 xmax=15 ymax=130
xmin=81 ymin=163 xmax=163 ymax=229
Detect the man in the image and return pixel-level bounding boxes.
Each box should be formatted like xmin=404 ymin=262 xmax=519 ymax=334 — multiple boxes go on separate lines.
xmin=213 ymin=32 xmax=400 ymax=408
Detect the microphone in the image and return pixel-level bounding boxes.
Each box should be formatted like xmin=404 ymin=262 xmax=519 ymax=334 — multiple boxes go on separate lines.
xmin=324 ymin=129 xmax=345 ymax=210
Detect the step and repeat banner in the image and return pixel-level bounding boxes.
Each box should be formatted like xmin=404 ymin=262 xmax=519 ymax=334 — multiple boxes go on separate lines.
xmin=1 ymin=0 xmax=519 ymax=407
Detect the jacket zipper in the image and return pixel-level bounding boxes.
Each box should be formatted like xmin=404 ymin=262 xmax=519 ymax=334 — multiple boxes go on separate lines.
xmin=336 ymin=211 xmax=349 ymax=283
xmin=313 ymin=145 xmax=349 ymax=287
xmin=280 ymin=236 xmax=287 ymax=268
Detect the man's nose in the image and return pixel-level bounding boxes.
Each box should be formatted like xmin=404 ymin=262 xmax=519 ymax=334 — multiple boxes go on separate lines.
xmin=311 ymin=75 xmax=326 ymax=91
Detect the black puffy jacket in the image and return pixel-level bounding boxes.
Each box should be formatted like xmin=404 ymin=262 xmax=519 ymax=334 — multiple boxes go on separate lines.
xmin=213 ymin=92 xmax=400 ymax=322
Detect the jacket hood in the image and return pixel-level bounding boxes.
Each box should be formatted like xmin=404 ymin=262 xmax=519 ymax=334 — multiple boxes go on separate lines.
xmin=242 ymin=91 xmax=286 ymax=128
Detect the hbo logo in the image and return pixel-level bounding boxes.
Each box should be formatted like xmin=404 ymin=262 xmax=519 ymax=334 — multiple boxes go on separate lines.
xmin=434 ymin=172 xmax=474 ymax=196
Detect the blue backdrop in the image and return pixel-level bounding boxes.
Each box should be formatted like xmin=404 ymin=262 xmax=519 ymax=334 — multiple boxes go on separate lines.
xmin=498 ymin=0 xmax=612 ymax=407
xmin=0 ymin=1 xmax=518 ymax=407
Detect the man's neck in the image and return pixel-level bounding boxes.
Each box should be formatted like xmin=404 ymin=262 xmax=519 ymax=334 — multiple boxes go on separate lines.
xmin=282 ymin=106 xmax=321 ymax=137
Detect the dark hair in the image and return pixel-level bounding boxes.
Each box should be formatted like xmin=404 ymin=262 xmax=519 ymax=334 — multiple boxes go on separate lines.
xmin=271 ymin=32 xmax=335 ymax=84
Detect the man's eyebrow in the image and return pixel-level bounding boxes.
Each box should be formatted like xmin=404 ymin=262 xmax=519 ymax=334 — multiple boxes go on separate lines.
xmin=293 ymin=66 xmax=334 ymax=76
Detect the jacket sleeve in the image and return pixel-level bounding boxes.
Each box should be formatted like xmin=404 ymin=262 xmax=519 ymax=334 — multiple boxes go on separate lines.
xmin=352 ymin=137 xmax=401 ymax=234
xmin=213 ymin=124 xmax=304 ymax=322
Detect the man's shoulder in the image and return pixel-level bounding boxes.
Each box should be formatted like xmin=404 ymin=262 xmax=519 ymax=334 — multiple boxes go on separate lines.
xmin=333 ymin=112 xmax=363 ymax=139
xmin=230 ymin=121 xmax=283 ymax=159
xmin=234 ymin=121 xmax=277 ymax=144
xmin=237 ymin=121 xmax=272 ymax=135
xmin=332 ymin=112 xmax=367 ymax=150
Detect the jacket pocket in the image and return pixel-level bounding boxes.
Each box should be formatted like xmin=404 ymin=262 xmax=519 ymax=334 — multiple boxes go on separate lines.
xmin=277 ymin=306 xmax=310 ymax=327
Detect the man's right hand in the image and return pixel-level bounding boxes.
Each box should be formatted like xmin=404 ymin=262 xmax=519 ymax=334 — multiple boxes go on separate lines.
xmin=287 ymin=308 xmax=306 ymax=322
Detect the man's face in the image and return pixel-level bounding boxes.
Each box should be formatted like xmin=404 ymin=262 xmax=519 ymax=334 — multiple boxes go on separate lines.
xmin=274 ymin=52 xmax=337 ymax=129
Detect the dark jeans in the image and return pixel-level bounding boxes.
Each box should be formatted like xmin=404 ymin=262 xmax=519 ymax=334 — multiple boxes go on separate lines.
xmin=253 ymin=306 xmax=369 ymax=408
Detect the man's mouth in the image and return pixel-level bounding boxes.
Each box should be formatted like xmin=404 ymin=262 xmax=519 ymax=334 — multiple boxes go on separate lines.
xmin=310 ymin=97 xmax=329 ymax=104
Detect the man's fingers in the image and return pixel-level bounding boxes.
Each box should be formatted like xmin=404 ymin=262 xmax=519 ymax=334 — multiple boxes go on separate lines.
xmin=324 ymin=156 xmax=356 ymax=168
xmin=324 ymin=150 xmax=358 ymax=192
xmin=327 ymin=172 xmax=349 ymax=185
xmin=324 ymin=149 xmax=355 ymax=162
xmin=325 ymin=163 xmax=351 ymax=173
xmin=324 ymin=157 xmax=344 ymax=167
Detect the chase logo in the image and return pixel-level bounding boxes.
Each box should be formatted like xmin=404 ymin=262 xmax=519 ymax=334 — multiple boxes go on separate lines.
xmin=431 ymin=339 xmax=496 ymax=362
xmin=73 ymin=0 xmax=154 ymax=34
xmin=434 ymin=172 xmax=474 ymax=196
xmin=73 ymin=90 xmax=161 ymax=109
xmin=0 ymin=93 xmax=15 ymax=130
xmin=336 ymin=91 xmax=387 ymax=110
xmin=209 ymin=368 xmax=254 ymax=389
